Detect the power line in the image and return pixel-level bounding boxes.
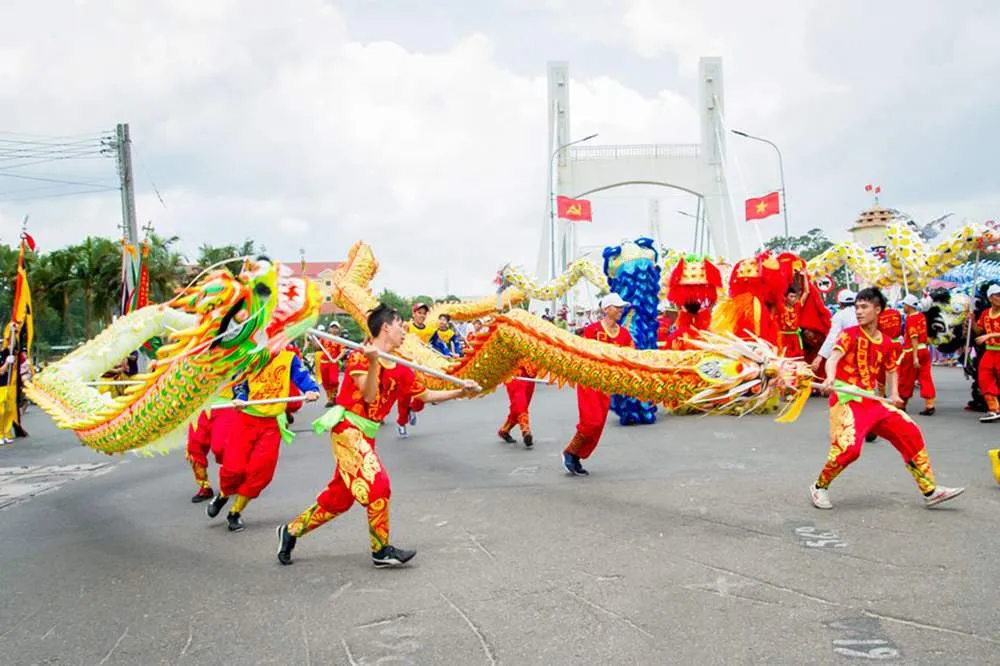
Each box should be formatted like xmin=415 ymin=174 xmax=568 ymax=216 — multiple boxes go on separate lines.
xmin=0 ymin=186 xmax=120 ymax=202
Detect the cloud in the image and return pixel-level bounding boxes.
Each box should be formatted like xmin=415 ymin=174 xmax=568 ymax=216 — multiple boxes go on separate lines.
xmin=0 ymin=0 xmax=711 ymax=297
xmin=0 ymin=0 xmax=995 ymax=305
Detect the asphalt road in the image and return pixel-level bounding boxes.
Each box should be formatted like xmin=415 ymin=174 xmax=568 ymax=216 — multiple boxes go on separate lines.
xmin=1 ymin=367 xmax=998 ymax=665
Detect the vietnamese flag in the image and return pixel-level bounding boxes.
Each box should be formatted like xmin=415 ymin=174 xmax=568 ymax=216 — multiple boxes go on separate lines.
xmin=556 ymin=195 xmax=593 ymax=222
xmin=745 ymin=191 xmax=780 ymax=222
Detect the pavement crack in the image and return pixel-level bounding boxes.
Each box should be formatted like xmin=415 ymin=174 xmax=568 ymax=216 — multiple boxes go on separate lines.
xmin=466 ymin=530 xmax=496 ymax=562
xmin=341 ymin=638 xmax=359 ymax=666
xmin=575 ymin=569 xmax=624 ymax=582
xmin=180 ymin=618 xmax=193 ymax=657
xmin=357 ymin=613 xmax=410 ymax=630
xmin=434 ymin=587 xmax=498 ymax=665
xmin=682 ymin=557 xmax=843 ymax=608
xmin=98 ymin=626 xmax=129 ymax=666
xmin=563 ymin=588 xmax=654 ymax=640
xmin=861 ymin=610 xmax=1000 ymax=645
xmin=329 ymin=581 xmax=353 ymax=601
xmin=300 ymin=609 xmax=312 ymax=666
xmin=0 ymin=608 xmax=39 ymax=641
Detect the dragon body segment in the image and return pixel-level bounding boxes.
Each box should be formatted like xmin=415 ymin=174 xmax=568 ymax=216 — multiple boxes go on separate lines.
xmin=330 ymin=243 xmax=610 ymax=327
xmin=26 ymin=260 xmax=321 ymax=455
xmin=330 ymin=242 xmax=813 ymax=415
xmin=806 ymin=221 xmax=983 ymax=290
xmin=603 ymin=237 xmax=661 ymax=425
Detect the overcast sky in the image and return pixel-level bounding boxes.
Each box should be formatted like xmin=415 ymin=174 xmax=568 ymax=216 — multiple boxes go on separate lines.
xmin=0 ymin=0 xmax=997 ymax=298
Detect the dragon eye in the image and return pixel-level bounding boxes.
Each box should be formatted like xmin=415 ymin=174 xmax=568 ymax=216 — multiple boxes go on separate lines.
xmin=254 ymin=283 xmax=272 ymax=299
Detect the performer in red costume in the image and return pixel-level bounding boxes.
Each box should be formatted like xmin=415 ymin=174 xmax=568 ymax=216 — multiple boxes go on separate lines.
xmin=810 ymin=288 xmax=963 ymax=510
xmin=498 ymin=360 xmax=537 ymax=447
xmin=877 ymin=307 xmax=904 ymax=393
xmin=898 ymin=294 xmax=936 ymax=415
xmin=776 ymin=286 xmax=805 ymax=357
xmin=314 ymin=322 xmax=346 ymax=407
xmin=276 ymin=303 xmax=481 ymax=567
xmin=562 ymin=293 xmax=634 ymax=476
xmin=973 ymin=284 xmax=1000 ymax=422
xmin=776 ymin=252 xmax=830 ymax=366
xmin=396 ymin=302 xmax=434 ymax=437
xmin=206 ymin=348 xmax=320 ymax=532
xmin=664 ymin=255 xmax=722 ymax=351
xmin=184 ymin=396 xmax=237 ymax=503
xmin=712 ymin=256 xmax=779 ymax=345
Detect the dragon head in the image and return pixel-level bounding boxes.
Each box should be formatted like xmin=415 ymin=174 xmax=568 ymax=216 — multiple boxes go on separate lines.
xmin=165 ymin=258 xmax=319 ymax=382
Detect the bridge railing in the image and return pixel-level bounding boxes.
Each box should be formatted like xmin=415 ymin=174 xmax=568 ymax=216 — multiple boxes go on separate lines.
xmin=568 ymin=144 xmax=701 ymax=160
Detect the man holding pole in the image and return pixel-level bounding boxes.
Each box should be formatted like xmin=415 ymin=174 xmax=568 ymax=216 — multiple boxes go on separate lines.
xmin=276 ymin=303 xmax=481 ymax=568
xmin=898 ymin=294 xmax=936 ymax=415
xmin=313 ymin=322 xmax=346 ymax=407
xmin=562 ymin=293 xmax=634 ymax=476
xmin=206 ymin=348 xmax=320 ymax=532
xmin=809 ymin=288 xmax=963 ymax=510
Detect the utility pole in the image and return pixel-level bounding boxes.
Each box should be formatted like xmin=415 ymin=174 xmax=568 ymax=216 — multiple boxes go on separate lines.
xmin=115 ymin=123 xmax=148 ymax=372
xmin=115 ymin=123 xmax=139 ymax=249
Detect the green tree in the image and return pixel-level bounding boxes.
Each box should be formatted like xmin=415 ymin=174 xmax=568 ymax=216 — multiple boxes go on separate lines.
xmin=376 ymin=288 xmax=410 ymax=315
xmin=764 ymin=228 xmax=833 ymax=260
xmin=143 ymin=233 xmax=187 ymax=302
xmin=765 ymin=228 xmax=849 ymax=300
xmin=66 ymin=237 xmax=120 ymax=337
xmin=194 ymin=239 xmax=258 ymax=274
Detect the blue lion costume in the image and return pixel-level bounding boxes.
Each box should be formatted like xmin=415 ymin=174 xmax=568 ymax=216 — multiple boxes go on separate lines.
xmin=602 ymin=237 xmax=661 ymax=425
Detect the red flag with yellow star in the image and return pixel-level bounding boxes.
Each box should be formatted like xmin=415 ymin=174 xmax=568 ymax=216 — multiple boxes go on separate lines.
xmin=745 ymin=191 xmax=780 ymax=222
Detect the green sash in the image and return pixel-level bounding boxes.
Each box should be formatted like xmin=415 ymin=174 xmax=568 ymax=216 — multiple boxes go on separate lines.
xmin=833 ymin=380 xmax=880 ymax=405
xmin=312 ymin=405 xmax=380 ymax=439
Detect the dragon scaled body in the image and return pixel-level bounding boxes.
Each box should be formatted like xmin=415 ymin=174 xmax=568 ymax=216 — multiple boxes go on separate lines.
xmin=806 ymin=221 xmax=984 ymax=289
xmin=329 ymin=242 xmax=814 ymax=417
xmin=603 ymin=237 xmax=661 ymax=425
xmin=26 ymin=260 xmax=321 ymax=455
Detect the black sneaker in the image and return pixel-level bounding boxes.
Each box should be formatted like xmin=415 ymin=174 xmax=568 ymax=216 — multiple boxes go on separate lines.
xmin=276 ymin=524 xmax=296 ymax=565
xmin=371 ymin=545 xmax=416 ymax=568
xmin=563 ymin=452 xmax=589 ymax=476
xmin=191 ymin=487 xmax=214 ymax=503
xmin=286 ymin=413 xmax=295 ymax=425
xmin=498 ymin=430 xmax=515 ymax=443
xmin=919 ymin=407 xmax=936 ymax=416
xmin=227 ymin=512 xmax=246 ymax=532
xmin=523 ymin=433 xmax=534 ymax=448
xmin=206 ymin=493 xmax=229 ymax=518
xmin=865 ymin=432 xmax=878 ymax=443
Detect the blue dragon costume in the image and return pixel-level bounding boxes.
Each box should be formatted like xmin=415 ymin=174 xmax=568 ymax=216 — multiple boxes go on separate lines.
xmin=602 ymin=237 xmax=661 ymax=425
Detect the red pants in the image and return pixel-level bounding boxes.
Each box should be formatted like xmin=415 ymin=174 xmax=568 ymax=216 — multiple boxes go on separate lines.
xmin=499 ymin=380 xmax=534 ymax=434
xmin=185 ymin=409 xmax=235 ymax=467
xmin=287 ymin=421 xmax=391 ymax=551
xmin=779 ymin=331 xmax=803 ymax=358
xmin=219 ymin=412 xmax=281 ymax=499
xmin=319 ymin=362 xmax=340 ymax=396
xmin=978 ymin=350 xmax=1000 ymax=406
xmin=565 ymin=385 xmax=610 ymax=459
xmin=898 ymin=348 xmax=935 ymax=402
xmin=816 ymin=396 xmax=936 ymax=493
xmin=395 ymin=395 xmax=425 ymax=427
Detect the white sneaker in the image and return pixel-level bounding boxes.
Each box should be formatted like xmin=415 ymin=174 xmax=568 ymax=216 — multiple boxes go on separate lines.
xmin=979 ymin=412 xmax=1000 ymax=423
xmin=396 ymin=425 xmax=408 ymax=439
xmin=925 ymin=486 xmax=964 ymax=507
xmin=810 ymin=484 xmax=833 ymax=509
